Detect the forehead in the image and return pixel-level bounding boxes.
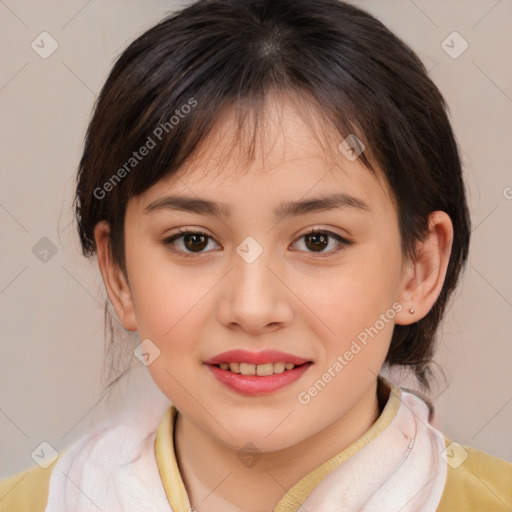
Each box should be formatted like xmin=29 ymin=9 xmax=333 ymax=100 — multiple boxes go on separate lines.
xmin=134 ymin=94 xmax=394 ymax=216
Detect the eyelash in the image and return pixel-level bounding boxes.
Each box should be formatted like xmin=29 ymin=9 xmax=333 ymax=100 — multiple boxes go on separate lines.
xmin=161 ymin=227 xmax=352 ymax=258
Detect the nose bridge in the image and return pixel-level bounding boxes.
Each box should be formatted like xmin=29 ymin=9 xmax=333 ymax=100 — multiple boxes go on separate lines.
xmin=233 ymin=239 xmax=279 ymax=303
xmin=218 ymin=237 xmax=292 ymax=331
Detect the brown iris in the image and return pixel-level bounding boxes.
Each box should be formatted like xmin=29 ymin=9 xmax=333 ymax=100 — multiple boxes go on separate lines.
xmin=304 ymin=232 xmax=329 ymax=252
xmin=183 ymin=233 xmax=209 ymax=252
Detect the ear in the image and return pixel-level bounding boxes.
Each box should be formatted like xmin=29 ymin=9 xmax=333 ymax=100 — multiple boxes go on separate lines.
xmin=94 ymin=221 xmax=138 ymax=331
xmin=395 ymin=211 xmax=454 ymax=325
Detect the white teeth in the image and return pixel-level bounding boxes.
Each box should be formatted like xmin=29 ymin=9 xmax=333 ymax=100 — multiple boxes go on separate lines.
xmin=229 ymin=362 xmax=241 ymax=373
xmin=256 ymin=363 xmax=274 ymax=376
xmin=240 ymin=363 xmax=256 ymax=375
xmin=219 ymin=362 xmax=298 ymax=375
xmin=273 ymin=362 xmax=285 ymax=374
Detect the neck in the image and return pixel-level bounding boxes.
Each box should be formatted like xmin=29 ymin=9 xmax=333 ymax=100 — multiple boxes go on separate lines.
xmin=174 ymin=380 xmax=383 ymax=512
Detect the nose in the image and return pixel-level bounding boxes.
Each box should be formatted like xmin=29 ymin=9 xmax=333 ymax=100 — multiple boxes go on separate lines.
xmin=216 ymin=249 xmax=294 ymax=335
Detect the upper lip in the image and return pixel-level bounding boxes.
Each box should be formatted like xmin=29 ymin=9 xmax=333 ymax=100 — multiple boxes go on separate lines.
xmin=204 ymin=349 xmax=311 ymax=366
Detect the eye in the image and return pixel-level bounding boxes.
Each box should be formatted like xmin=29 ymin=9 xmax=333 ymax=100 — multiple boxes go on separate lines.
xmin=162 ymin=227 xmax=351 ymax=257
xmin=162 ymin=228 xmax=220 ymax=256
xmin=291 ymin=229 xmax=351 ymax=255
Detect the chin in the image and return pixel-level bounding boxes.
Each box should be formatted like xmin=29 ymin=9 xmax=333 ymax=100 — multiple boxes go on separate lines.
xmin=210 ymin=416 xmax=308 ymax=453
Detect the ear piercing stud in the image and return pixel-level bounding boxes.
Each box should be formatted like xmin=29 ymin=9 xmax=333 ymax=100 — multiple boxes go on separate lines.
xmin=408 ymin=308 xmax=415 ymax=315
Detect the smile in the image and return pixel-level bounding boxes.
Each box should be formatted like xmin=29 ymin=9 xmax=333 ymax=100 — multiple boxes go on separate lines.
xmin=204 ymin=349 xmax=313 ymax=395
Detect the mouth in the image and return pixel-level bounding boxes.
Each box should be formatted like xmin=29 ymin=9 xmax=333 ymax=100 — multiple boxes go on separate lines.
xmin=204 ymin=349 xmax=313 ymax=395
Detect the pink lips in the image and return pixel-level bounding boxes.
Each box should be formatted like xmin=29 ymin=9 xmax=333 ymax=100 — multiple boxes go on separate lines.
xmin=204 ymin=349 xmax=312 ymax=396
xmin=204 ymin=349 xmax=310 ymax=366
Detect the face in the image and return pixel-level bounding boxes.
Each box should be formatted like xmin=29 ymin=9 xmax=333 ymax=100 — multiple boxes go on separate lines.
xmin=118 ymin=98 xmax=411 ymax=452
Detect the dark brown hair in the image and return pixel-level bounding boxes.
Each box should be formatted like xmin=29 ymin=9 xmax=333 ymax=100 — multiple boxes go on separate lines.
xmin=74 ymin=0 xmax=471 ymax=392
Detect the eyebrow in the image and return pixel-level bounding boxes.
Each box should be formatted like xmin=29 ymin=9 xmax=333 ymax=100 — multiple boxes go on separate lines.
xmin=143 ymin=192 xmax=371 ymax=218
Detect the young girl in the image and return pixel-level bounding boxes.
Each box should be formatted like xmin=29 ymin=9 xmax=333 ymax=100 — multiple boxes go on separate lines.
xmin=1 ymin=0 xmax=511 ymax=510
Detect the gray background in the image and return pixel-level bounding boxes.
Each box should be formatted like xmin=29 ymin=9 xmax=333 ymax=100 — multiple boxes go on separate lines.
xmin=1 ymin=0 xmax=511 ymax=477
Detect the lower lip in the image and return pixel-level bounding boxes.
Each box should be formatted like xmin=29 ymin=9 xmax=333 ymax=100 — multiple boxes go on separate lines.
xmin=206 ymin=363 xmax=312 ymax=396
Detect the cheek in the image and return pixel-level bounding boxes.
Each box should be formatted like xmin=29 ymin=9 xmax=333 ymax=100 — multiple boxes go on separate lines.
xmin=126 ymin=242 xmax=209 ymax=339
xmin=133 ymin=282 xmax=203 ymax=340
xmin=298 ymin=244 xmax=401 ymax=360
xmin=132 ymin=273 xmax=210 ymax=406
xmin=301 ymin=274 xmax=396 ymax=411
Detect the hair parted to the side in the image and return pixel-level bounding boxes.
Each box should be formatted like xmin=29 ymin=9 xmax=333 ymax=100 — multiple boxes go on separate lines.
xmin=74 ymin=0 xmax=470 ymax=394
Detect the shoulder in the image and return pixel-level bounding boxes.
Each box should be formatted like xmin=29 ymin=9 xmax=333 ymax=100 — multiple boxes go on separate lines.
xmin=0 ymin=457 xmax=60 ymax=512
xmin=0 ymin=423 xmax=119 ymax=512
xmin=437 ymin=438 xmax=512 ymax=512
xmin=0 ymin=403 xmax=169 ymax=512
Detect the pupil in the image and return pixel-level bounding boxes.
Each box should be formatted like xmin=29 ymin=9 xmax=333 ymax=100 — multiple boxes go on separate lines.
xmin=306 ymin=233 xmax=328 ymax=252
xmin=185 ymin=233 xmax=207 ymax=251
